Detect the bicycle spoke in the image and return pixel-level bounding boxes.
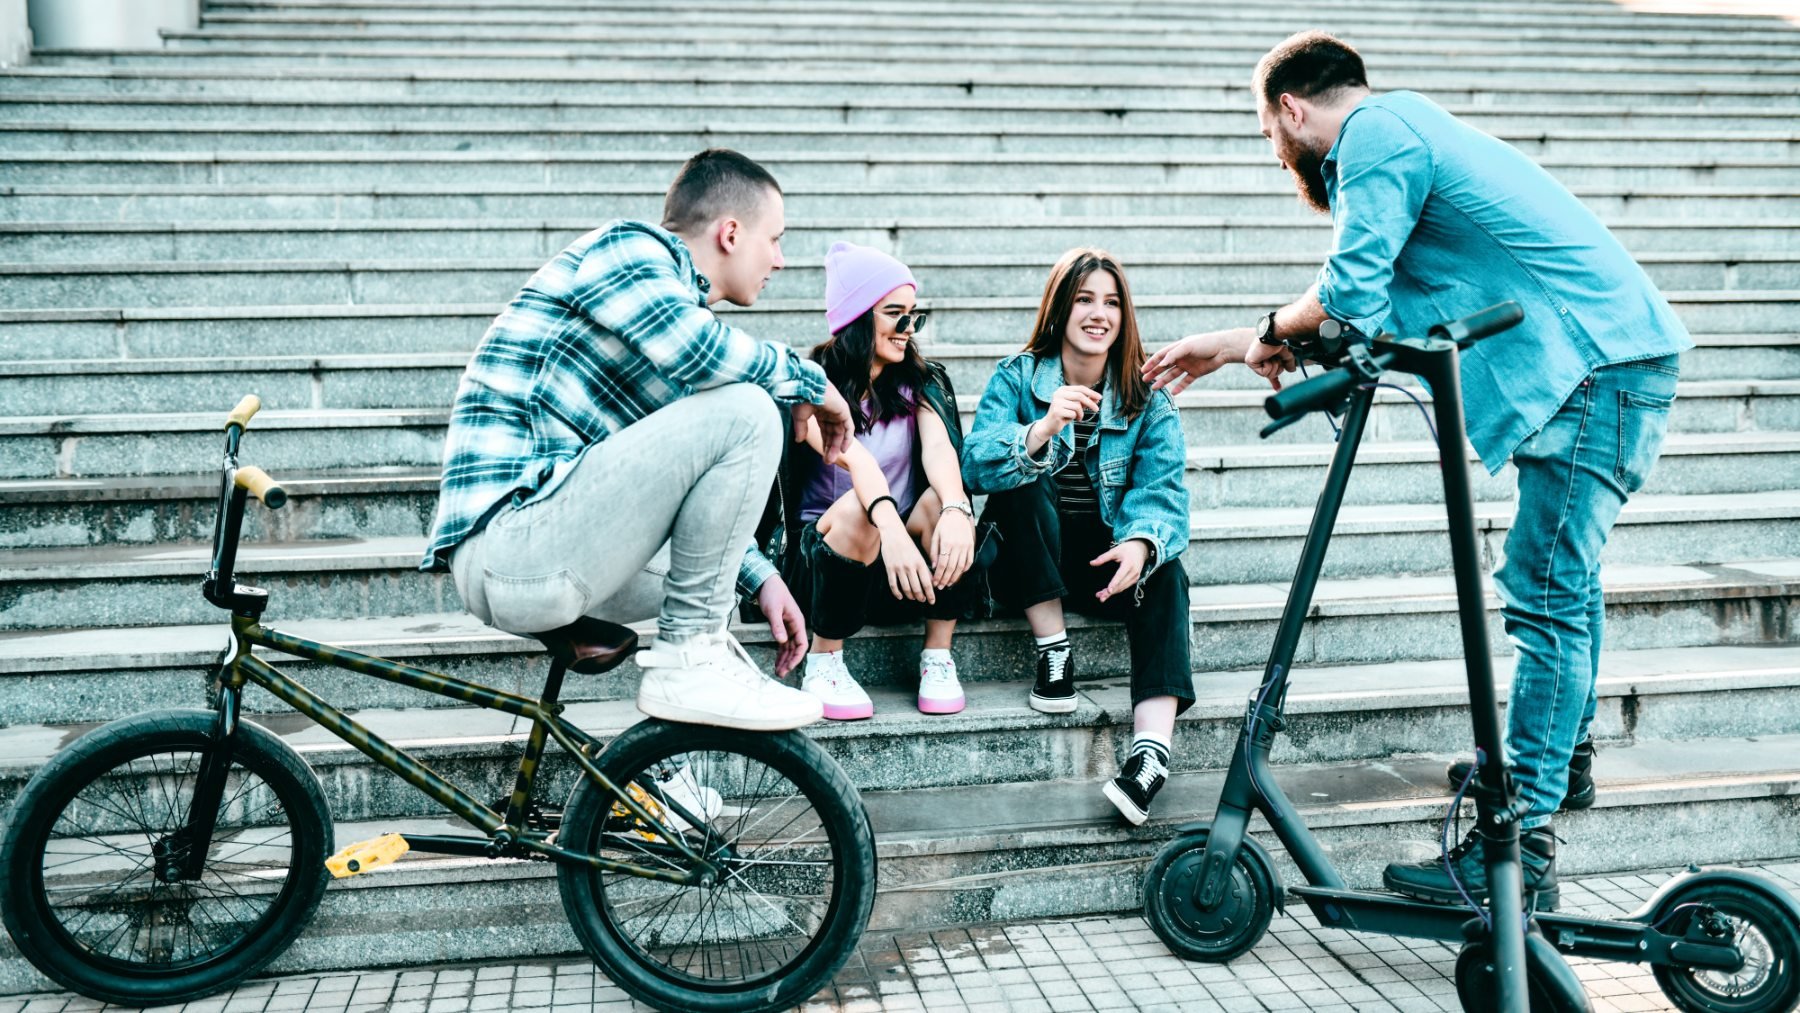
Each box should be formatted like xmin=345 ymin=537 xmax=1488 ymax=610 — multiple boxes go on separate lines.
xmin=592 ymin=745 xmax=839 ymax=990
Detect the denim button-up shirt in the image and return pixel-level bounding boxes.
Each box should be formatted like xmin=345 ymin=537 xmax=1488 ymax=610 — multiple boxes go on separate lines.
xmin=962 ymin=353 xmax=1190 ymax=575
xmin=1316 ymin=91 xmax=1692 ymax=473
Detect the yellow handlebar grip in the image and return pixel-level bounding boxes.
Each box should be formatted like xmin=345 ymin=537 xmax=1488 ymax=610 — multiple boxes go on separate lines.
xmin=226 ymin=394 xmax=261 ymax=430
xmin=235 ymin=466 xmax=288 ymax=509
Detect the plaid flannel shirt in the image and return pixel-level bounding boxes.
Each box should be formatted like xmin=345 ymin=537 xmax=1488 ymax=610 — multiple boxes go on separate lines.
xmin=421 ymin=220 xmax=826 ymax=600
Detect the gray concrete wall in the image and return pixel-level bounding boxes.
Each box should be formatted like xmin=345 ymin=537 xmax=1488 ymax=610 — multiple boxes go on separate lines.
xmin=26 ymin=0 xmax=196 ymax=50
xmin=0 ymin=0 xmax=28 ymax=67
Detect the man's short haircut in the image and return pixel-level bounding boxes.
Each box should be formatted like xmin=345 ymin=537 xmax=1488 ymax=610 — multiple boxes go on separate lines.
xmin=662 ymin=148 xmax=782 ymax=235
xmin=1254 ymin=31 xmax=1368 ymax=109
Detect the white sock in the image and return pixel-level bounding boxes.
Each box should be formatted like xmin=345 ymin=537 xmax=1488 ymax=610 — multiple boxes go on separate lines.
xmin=921 ymin=648 xmax=953 ymax=664
xmin=1034 ymin=631 xmax=1069 ymax=649
xmin=1131 ymin=731 xmax=1172 ymax=765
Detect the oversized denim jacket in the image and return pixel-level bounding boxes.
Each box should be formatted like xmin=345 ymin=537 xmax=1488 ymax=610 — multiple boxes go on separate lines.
xmin=961 ymin=353 xmax=1189 ymax=578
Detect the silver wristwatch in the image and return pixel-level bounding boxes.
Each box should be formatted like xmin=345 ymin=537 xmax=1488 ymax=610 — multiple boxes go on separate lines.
xmin=941 ymin=500 xmax=975 ymax=518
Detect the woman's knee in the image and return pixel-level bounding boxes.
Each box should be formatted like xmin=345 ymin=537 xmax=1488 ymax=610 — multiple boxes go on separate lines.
xmin=818 ymin=494 xmax=881 ymax=563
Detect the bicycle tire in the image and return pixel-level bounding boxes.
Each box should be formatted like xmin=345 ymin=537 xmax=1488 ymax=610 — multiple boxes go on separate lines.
xmin=0 ymin=709 xmax=332 ymax=1006
xmin=556 ymin=719 xmax=876 ymax=1013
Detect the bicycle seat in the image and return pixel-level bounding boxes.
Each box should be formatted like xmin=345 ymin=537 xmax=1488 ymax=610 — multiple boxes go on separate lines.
xmin=534 ymin=617 xmax=639 ymax=675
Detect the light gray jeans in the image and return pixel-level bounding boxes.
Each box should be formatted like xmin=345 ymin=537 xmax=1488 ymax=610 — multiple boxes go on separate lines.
xmin=451 ymin=383 xmax=782 ymax=641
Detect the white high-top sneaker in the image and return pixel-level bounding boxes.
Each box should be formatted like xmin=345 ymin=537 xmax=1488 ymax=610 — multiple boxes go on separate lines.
xmin=635 ymin=628 xmax=823 ymax=731
xmin=917 ymin=654 xmax=966 ymax=714
xmin=799 ymin=651 xmax=875 ymax=721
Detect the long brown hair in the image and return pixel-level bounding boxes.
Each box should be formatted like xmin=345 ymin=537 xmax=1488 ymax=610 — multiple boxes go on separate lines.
xmin=1021 ymin=247 xmax=1150 ymax=419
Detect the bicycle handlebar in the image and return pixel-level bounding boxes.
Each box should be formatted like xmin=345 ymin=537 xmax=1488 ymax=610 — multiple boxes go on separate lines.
xmin=226 ymin=394 xmax=261 ymax=431
xmin=234 ymin=465 xmax=287 ymax=510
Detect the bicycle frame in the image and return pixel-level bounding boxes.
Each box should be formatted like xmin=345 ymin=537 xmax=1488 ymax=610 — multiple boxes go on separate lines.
xmin=180 ymin=398 xmax=719 ymax=888
xmin=208 ymin=616 xmax=713 ymax=884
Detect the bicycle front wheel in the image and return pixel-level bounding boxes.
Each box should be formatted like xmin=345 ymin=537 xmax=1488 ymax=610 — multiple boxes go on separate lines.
xmin=0 ymin=709 xmax=332 ymax=1006
xmin=556 ymin=719 xmax=877 ymax=1013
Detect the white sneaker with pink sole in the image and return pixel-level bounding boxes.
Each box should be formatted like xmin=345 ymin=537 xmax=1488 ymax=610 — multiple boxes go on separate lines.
xmin=918 ymin=654 xmax=966 ymax=714
xmin=800 ymin=651 xmax=874 ymax=721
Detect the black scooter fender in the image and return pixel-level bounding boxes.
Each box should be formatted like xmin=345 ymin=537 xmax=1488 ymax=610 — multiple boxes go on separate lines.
xmin=1625 ymin=865 xmax=1800 ymax=925
xmin=1171 ymin=819 xmax=1286 ymax=915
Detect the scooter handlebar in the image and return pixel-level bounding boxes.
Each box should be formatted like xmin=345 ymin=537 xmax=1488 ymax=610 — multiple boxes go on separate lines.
xmin=1428 ymin=301 xmax=1524 ymax=348
xmin=1263 ymin=364 xmax=1367 ymax=422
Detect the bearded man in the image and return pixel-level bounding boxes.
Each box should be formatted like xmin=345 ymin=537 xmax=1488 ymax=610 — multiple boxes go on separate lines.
xmin=1142 ymin=31 xmax=1692 ymax=909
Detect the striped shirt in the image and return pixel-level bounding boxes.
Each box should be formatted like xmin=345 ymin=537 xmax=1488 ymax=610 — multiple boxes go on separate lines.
xmin=1056 ymin=398 xmax=1103 ymax=518
xmin=420 ymin=220 xmax=828 ymax=589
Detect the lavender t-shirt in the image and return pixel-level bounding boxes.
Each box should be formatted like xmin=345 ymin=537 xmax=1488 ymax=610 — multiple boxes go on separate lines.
xmin=800 ymin=393 xmax=918 ymax=522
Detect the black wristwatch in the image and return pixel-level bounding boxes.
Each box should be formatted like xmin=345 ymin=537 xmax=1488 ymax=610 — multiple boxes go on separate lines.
xmin=1255 ymin=309 xmax=1282 ymax=346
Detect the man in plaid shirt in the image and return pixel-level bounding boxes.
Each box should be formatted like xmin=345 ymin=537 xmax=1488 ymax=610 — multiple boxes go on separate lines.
xmin=424 ymin=149 xmax=852 ymax=731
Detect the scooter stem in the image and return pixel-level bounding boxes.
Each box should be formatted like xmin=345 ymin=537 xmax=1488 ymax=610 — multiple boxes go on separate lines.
xmin=1386 ymin=333 xmax=1530 ymax=1012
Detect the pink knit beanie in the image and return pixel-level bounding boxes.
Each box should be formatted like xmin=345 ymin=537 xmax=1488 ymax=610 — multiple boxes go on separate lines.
xmin=824 ymin=241 xmax=918 ymax=334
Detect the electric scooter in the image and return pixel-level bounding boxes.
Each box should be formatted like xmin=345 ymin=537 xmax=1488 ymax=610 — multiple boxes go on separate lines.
xmin=1142 ymin=303 xmax=1800 ymax=1013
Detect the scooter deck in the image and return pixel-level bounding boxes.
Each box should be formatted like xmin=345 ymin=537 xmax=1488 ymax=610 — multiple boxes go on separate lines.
xmin=1288 ymin=885 xmax=1740 ymax=971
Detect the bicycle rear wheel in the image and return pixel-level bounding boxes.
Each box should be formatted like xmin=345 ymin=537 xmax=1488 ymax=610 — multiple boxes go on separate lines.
xmin=0 ymin=709 xmax=332 ymax=1006
xmin=556 ymin=719 xmax=876 ymax=1013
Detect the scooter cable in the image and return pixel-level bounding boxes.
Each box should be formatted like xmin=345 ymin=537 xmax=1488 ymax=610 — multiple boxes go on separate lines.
xmin=1292 ymin=363 xmax=1439 ymax=447
xmin=1445 ymin=762 xmax=1493 ymax=930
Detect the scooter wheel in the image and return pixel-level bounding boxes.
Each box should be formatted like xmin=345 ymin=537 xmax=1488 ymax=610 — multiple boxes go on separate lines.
xmin=1454 ymin=931 xmax=1592 ymax=1012
xmin=1649 ymin=879 xmax=1800 ymax=1013
xmin=1142 ymin=827 xmax=1276 ymax=963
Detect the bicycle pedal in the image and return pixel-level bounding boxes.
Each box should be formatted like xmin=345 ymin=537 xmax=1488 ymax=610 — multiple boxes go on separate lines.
xmin=608 ymin=782 xmax=668 ymax=842
xmin=326 ymin=833 xmax=410 ymax=878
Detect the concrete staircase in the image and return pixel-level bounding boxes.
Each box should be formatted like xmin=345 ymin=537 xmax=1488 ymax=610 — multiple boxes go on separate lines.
xmin=3 ymin=0 xmax=1799 ymax=992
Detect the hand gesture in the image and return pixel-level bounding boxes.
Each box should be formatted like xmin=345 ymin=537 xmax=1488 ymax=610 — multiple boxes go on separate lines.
xmin=755 ymin=575 xmax=809 ymax=676
xmin=879 ymin=522 xmax=937 ymax=605
xmin=1142 ymin=331 xmax=1239 ymax=394
xmin=929 ymin=509 xmax=975 ymax=589
xmin=1037 ymin=384 xmax=1102 ymax=441
xmin=793 ymin=381 xmax=854 ymax=464
xmin=1244 ymin=339 xmax=1298 ymax=390
xmin=1091 ymin=539 xmax=1151 ymax=604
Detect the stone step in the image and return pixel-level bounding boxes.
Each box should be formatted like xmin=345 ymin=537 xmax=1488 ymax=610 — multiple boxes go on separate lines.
xmin=123 ymin=35 xmax=1800 ymax=84
xmin=195 ymin=0 xmax=1797 ymax=34
xmin=5 ymin=728 xmax=1797 ymax=994
xmin=188 ymin=10 xmax=1800 ymax=52
xmin=8 ymin=93 xmax=1800 ymax=134
xmin=4 ymin=641 xmax=1799 ymax=805
xmin=33 ymin=48 xmax=1800 ymax=90
xmin=5 ymin=372 xmax=1797 ymax=477
xmin=2 ymin=457 xmax=1796 ymax=630
xmin=4 ymin=66 xmax=1795 ymax=109
xmin=5 ymin=486 xmax=1796 ymax=628
xmin=8 ymin=215 xmax=1800 ymax=268
xmin=17 ymin=368 xmax=1800 ymax=467
xmin=2 ymin=293 xmax=1791 ymax=364
xmin=19 ymin=152 xmax=1800 ymax=191
xmin=7 ymin=120 xmax=1800 ymax=161
xmin=3 ymin=427 xmax=1795 ymax=551
xmin=13 ymin=250 xmax=1800 ymax=311
xmin=1 ymin=332 xmax=1791 ymax=413
xmin=6 ymin=181 xmax=1800 ymax=229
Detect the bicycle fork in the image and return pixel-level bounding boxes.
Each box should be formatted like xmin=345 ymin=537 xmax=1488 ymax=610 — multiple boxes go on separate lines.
xmin=165 ymin=682 xmax=244 ymax=883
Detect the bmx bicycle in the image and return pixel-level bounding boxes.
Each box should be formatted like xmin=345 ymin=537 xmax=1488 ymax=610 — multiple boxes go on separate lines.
xmin=0 ymin=396 xmax=879 ymax=1013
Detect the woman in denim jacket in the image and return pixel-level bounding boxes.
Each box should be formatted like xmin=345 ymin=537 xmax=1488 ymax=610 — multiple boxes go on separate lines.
xmin=963 ymin=247 xmax=1193 ymax=824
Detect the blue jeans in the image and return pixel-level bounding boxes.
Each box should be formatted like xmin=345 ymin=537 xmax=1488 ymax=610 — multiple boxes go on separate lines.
xmin=1494 ymin=355 xmax=1680 ymax=828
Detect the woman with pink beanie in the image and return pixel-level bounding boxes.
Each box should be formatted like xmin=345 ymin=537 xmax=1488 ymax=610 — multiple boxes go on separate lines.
xmin=758 ymin=241 xmax=992 ymax=719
